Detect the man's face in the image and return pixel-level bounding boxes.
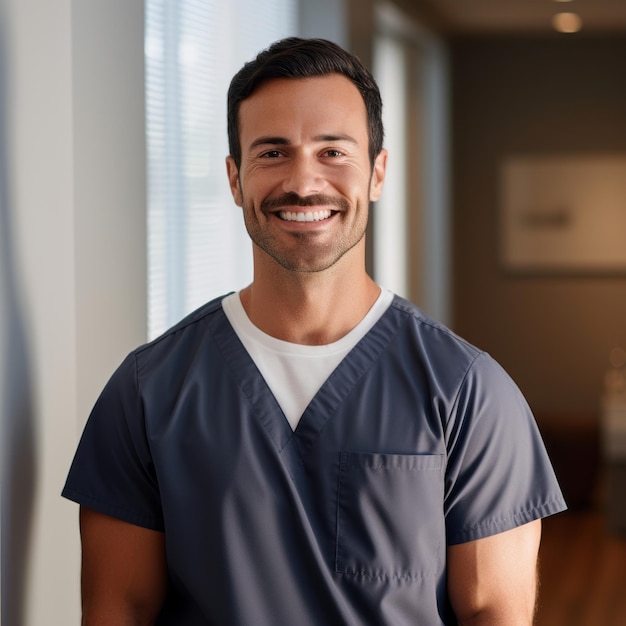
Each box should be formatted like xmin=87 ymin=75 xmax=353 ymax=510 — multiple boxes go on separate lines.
xmin=226 ymin=74 xmax=387 ymax=274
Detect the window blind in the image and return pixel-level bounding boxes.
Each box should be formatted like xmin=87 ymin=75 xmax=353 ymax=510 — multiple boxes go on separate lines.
xmin=145 ymin=0 xmax=297 ymax=339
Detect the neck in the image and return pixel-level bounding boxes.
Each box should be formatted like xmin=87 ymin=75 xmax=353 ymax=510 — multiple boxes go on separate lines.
xmin=240 ymin=252 xmax=380 ymax=345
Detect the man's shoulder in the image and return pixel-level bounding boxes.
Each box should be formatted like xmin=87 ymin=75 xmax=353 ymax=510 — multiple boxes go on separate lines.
xmin=386 ymin=296 xmax=531 ymax=407
xmin=387 ymin=294 xmax=482 ymax=362
xmin=133 ymin=293 xmax=231 ymax=366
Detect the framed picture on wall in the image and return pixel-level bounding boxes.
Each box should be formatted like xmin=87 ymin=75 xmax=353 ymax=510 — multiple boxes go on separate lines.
xmin=500 ymin=153 xmax=626 ymax=272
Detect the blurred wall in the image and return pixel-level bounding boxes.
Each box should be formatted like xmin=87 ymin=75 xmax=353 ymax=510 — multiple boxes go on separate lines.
xmin=299 ymin=0 xmax=348 ymax=45
xmin=451 ymin=35 xmax=626 ymax=422
xmin=1 ymin=0 xmax=146 ymax=623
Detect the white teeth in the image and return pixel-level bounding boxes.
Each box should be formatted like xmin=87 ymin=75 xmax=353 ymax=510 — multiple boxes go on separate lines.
xmin=279 ymin=209 xmax=332 ymax=222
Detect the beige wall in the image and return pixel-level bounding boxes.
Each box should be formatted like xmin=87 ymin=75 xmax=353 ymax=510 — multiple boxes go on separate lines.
xmin=451 ymin=35 xmax=626 ymax=422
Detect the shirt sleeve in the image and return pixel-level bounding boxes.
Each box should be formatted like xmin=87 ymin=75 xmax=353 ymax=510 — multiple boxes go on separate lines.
xmin=444 ymin=352 xmax=566 ymax=545
xmin=62 ymin=352 xmax=164 ymax=531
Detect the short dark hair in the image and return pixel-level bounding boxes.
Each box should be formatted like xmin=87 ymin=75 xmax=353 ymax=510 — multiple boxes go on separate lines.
xmin=227 ymin=37 xmax=384 ymax=169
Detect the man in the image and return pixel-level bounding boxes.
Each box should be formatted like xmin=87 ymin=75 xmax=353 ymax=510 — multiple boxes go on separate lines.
xmin=63 ymin=38 xmax=566 ymax=625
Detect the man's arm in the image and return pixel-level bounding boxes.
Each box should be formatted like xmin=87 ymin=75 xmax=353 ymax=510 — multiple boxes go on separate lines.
xmin=79 ymin=507 xmax=168 ymax=626
xmin=447 ymin=519 xmax=542 ymax=625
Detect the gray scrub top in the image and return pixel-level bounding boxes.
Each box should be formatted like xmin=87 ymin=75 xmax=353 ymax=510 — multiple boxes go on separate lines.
xmin=63 ymin=294 xmax=566 ymax=625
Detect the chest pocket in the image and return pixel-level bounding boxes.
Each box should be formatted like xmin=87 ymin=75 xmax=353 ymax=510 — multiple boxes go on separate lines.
xmin=335 ymin=452 xmax=445 ymax=582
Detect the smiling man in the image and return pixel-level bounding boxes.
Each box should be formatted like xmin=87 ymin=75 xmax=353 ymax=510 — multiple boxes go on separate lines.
xmin=229 ymin=73 xmax=382 ymax=281
xmin=63 ymin=38 xmax=566 ymax=625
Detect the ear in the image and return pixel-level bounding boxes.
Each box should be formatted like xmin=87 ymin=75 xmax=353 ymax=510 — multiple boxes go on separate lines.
xmin=369 ymin=148 xmax=388 ymax=202
xmin=226 ymin=156 xmax=243 ymax=207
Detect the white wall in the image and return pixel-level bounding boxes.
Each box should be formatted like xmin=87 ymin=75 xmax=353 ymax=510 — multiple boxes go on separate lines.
xmin=0 ymin=0 xmax=146 ymax=623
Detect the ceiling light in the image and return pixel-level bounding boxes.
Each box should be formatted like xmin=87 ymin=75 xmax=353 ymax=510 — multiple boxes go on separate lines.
xmin=552 ymin=12 xmax=582 ymax=33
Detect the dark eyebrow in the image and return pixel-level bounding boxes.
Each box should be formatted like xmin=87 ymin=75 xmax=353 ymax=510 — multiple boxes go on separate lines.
xmin=248 ymin=137 xmax=290 ymax=151
xmin=313 ymin=134 xmax=358 ymax=144
xmin=248 ymin=134 xmax=359 ymax=152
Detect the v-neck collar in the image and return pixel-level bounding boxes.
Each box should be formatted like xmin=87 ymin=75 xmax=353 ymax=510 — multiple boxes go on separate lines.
xmin=209 ymin=298 xmax=403 ymax=461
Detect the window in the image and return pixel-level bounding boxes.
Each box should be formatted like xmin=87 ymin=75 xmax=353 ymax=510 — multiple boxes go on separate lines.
xmin=145 ymin=0 xmax=298 ymax=339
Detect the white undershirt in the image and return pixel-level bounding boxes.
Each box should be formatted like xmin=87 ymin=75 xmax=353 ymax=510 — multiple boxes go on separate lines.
xmin=222 ymin=288 xmax=394 ymax=430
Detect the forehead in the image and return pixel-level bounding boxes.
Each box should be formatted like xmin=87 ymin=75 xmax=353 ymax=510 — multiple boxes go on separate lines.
xmin=238 ymin=74 xmax=368 ymax=145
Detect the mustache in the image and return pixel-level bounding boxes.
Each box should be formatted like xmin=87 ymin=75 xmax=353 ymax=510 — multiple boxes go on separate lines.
xmin=261 ymin=193 xmax=349 ymax=213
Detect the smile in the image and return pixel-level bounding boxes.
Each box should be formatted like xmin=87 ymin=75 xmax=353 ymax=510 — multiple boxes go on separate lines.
xmin=278 ymin=209 xmax=333 ymax=222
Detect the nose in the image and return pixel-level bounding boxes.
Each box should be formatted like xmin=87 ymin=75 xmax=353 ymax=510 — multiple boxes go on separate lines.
xmin=281 ymin=153 xmax=326 ymax=197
